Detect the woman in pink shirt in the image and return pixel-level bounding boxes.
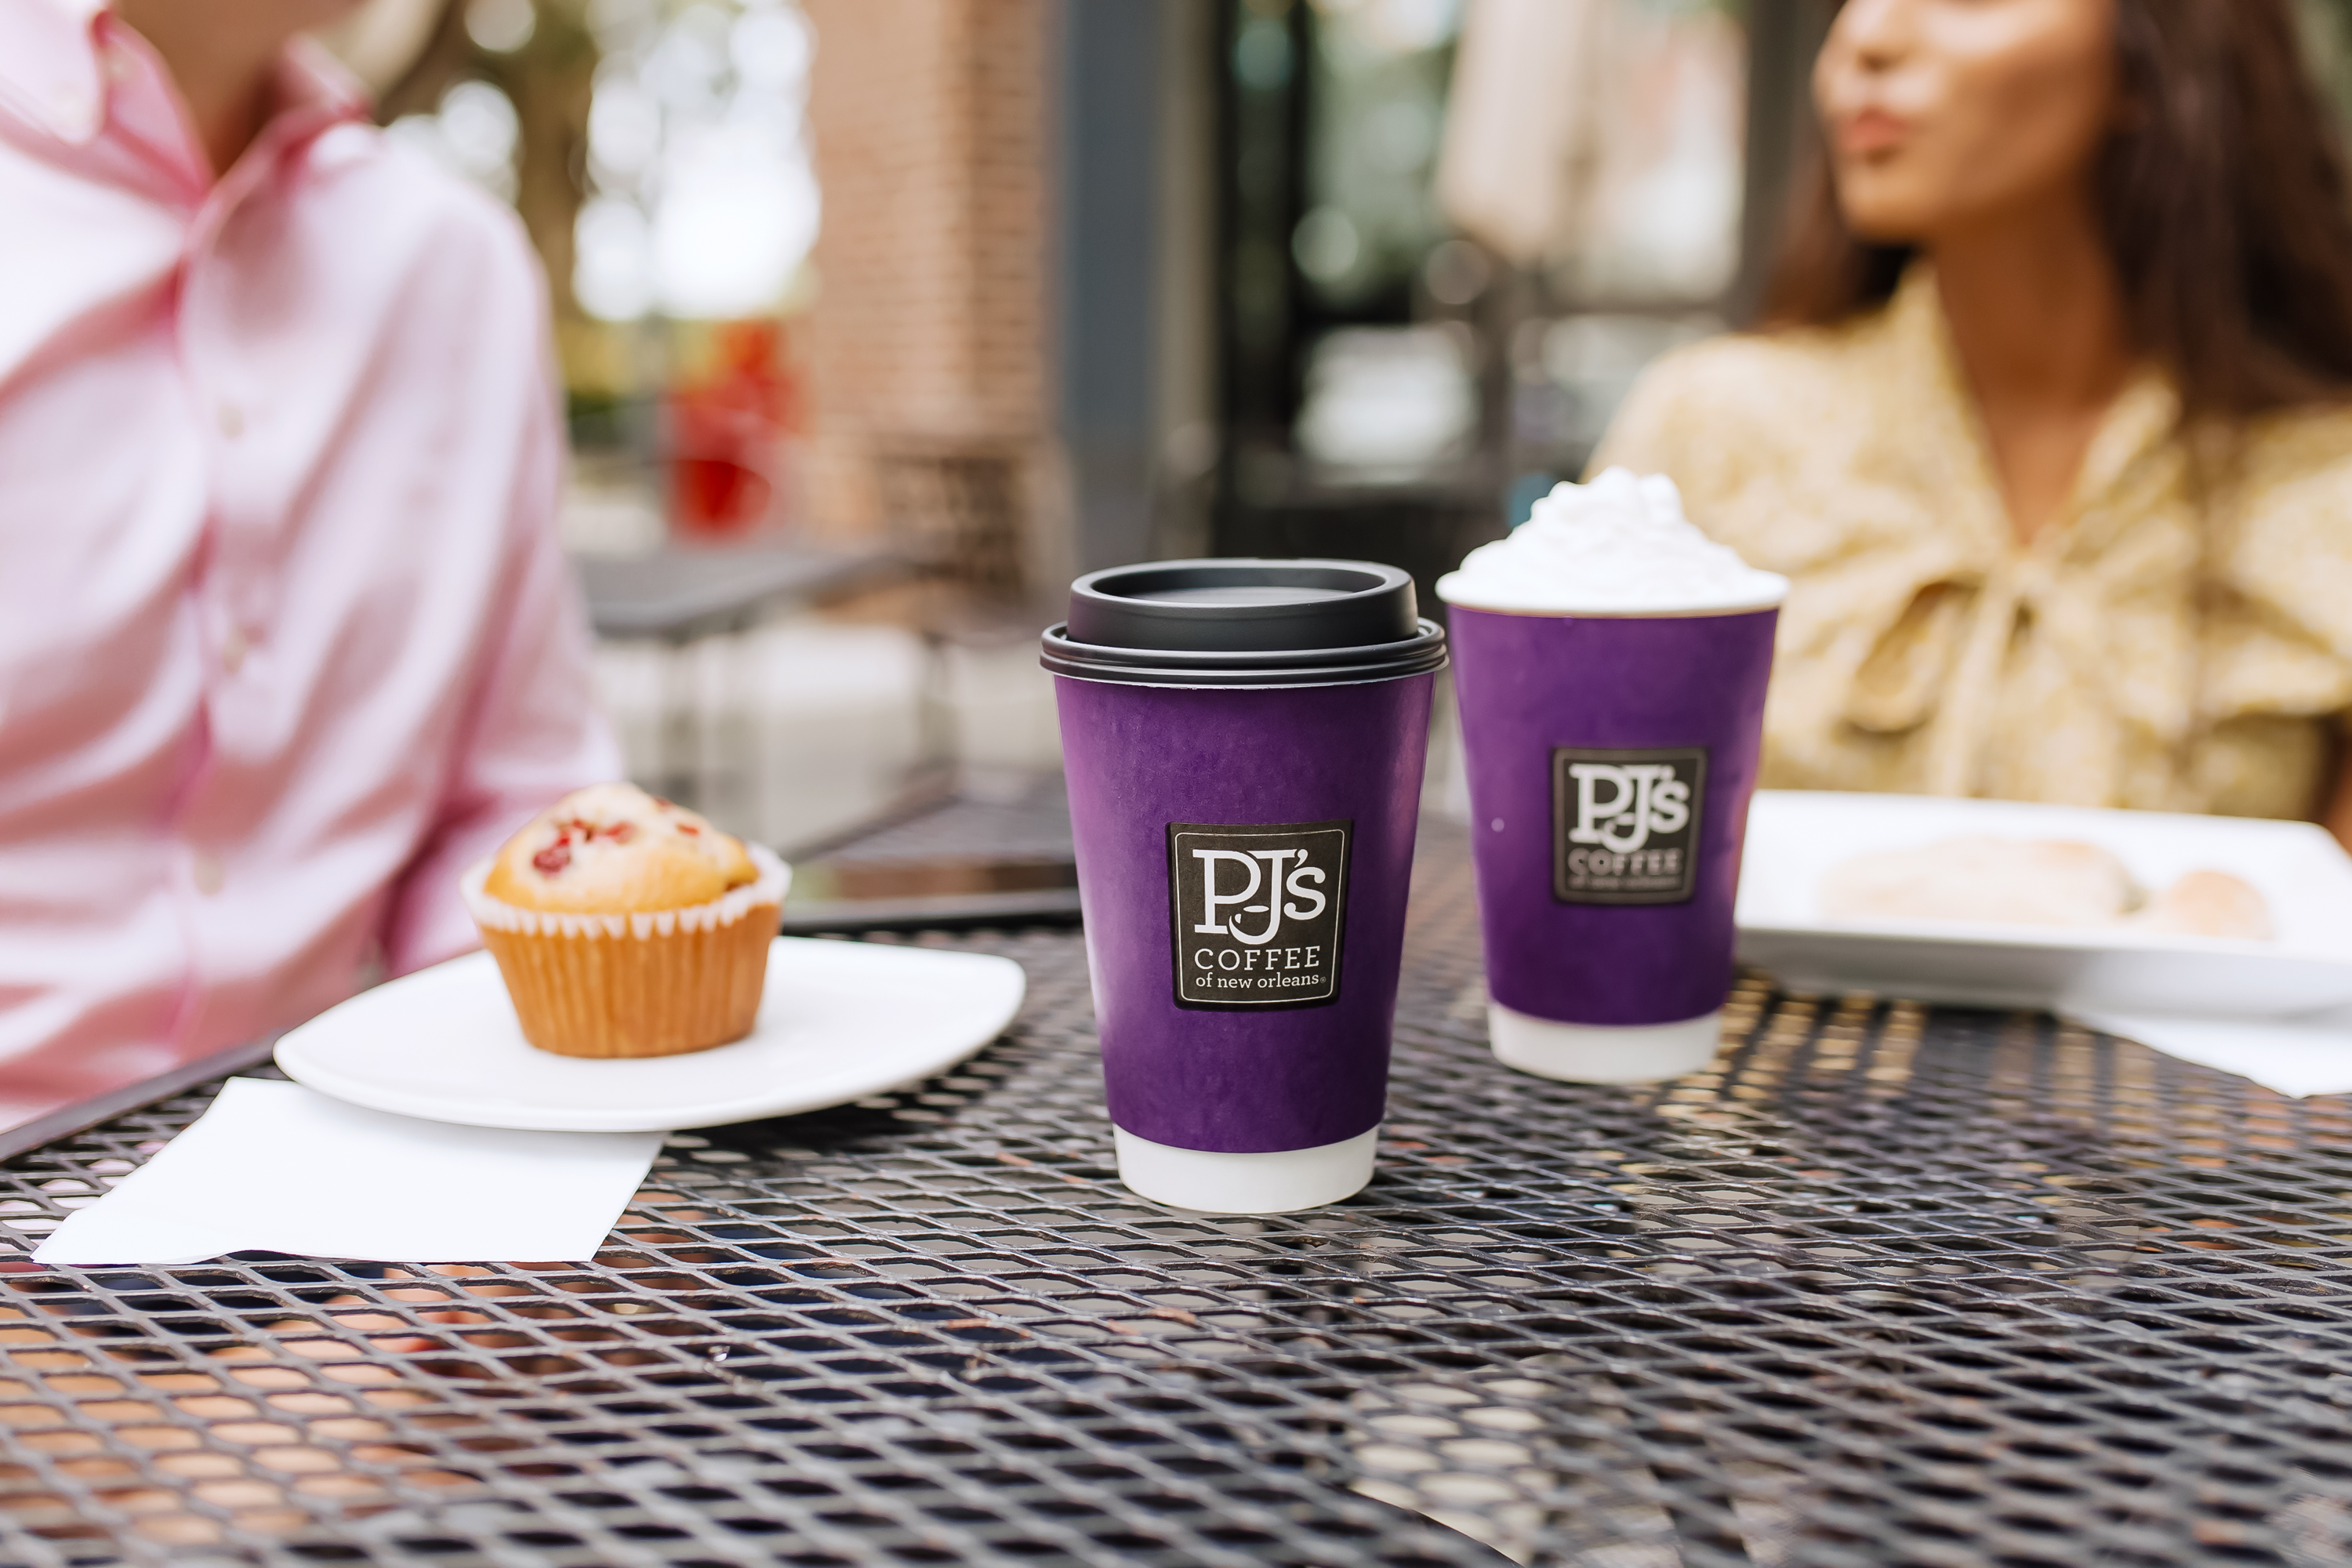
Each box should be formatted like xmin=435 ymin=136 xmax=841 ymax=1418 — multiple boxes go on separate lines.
xmin=0 ymin=0 xmax=619 ymax=1126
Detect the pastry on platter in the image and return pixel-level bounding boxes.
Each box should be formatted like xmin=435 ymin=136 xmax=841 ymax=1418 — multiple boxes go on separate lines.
xmin=1818 ymin=837 xmax=2136 ymax=927
xmin=2131 ymin=868 xmax=2274 ymax=941
xmin=463 ymin=783 xmax=789 ymax=1058
xmin=1818 ymin=835 xmax=2274 ymax=942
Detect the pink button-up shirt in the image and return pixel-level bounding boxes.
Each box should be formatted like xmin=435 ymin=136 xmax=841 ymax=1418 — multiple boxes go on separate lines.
xmin=0 ymin=2 xmax=619 ymax=1126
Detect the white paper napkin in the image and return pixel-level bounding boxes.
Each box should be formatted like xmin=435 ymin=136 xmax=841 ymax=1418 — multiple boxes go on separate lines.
xmin=2074 ymin=1007 xmax=2352 ymax=1100
xmin=35 ymin=1078 xmax=664 ymax=1267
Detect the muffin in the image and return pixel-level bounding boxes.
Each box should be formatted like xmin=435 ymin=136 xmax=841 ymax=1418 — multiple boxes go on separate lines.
xmin=463 ymin=783 xmax=789 ymax=1058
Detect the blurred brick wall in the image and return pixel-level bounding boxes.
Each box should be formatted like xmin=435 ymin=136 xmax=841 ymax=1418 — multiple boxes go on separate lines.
xmin=798 ymin=0 xmax=1062 ymax=585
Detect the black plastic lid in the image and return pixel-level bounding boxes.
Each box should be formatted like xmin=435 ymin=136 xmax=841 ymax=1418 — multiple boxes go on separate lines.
xmin=1042 ymin=558 xmax=1446 ymax=688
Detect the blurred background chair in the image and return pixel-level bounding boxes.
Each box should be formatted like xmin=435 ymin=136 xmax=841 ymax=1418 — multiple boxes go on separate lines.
xmin=875 ymin=437 xmax=1029 ymax=606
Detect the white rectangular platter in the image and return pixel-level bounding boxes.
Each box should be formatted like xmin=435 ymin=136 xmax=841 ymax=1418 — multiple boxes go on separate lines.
xmin=1734 ymin=792 xmax=2352 ymax=1017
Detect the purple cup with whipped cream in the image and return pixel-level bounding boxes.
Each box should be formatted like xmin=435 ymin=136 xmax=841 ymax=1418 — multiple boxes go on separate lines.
xmin=1439 ymin=470 xmax=1788 ymax=1083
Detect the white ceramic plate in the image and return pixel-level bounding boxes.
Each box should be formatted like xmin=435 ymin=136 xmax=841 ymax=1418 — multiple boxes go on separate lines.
xmin=275 ymin=938 xmax=1027 ymax=1132
xmin=1735 ymin=792 xmax=2352 ymax=1017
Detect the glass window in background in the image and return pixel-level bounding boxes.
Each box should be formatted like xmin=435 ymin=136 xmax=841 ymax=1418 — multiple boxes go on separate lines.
xmin=1277 ymin=0 xmax=1749 ymax=495
xmin=1288 ymin=0 xmax=1477 ymax=481
xmin=1437 ymin=0 xmax=1746 ymax=495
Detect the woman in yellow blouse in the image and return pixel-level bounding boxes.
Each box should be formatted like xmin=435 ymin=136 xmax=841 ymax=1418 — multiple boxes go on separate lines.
xmin=1595 ymin=0 xmax=2352 ymax=844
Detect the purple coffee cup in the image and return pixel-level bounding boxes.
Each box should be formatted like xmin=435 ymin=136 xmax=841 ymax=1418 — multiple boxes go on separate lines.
xmin=1044 ymin=560 xmax=1444 ymax=1213
xmin=1443 ymin=604 xmax=1779 ymax=1082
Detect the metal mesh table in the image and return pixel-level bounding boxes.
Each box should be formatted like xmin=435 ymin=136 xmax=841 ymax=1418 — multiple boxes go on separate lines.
xmin=5 ymin=814 xmax=2352 ymax=1566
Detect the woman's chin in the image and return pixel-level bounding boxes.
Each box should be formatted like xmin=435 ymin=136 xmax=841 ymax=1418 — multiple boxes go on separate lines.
xmin=1831 ymin=179 xmax=1955 ymax=247
xmin=1838 ymin=210 xmax=1930 ymax=248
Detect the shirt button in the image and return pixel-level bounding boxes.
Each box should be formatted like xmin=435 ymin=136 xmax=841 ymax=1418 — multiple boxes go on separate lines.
xmin=191 ymin=853 xmax=224 ymax=897
xmin=223 ymin=626 xmax=249 ymax=674
xmin=217 ymin=402 xmax=244 ymax=439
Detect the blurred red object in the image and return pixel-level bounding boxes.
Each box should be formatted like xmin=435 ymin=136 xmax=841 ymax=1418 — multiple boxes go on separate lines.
xmin=666 ymin=320 xmax=799 ymax=539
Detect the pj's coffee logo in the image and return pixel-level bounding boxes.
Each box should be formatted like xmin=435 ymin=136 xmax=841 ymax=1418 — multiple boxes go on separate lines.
xmin=1552 ymin=746 xmax=1706 ymax=906
xmin=1167 ymin=820 xmax=1351 ymax=1010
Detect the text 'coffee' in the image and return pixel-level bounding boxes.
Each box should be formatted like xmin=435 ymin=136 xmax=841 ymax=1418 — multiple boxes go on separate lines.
xmin=1167 ymin=821 xmax=1352 ymax=1010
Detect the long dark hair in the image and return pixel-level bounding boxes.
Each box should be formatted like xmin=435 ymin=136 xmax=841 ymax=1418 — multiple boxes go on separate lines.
xmin=1766 ymin=0 xmax=2352 ymax=425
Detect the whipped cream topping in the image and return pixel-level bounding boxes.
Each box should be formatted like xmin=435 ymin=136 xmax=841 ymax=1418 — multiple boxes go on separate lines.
xmin=1436 ymin=467 xmax=1788 ymax=615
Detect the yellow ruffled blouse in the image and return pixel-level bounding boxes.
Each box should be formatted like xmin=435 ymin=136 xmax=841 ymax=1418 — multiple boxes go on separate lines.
xmin=1592 ymin=266 xmax=2352 ymax=820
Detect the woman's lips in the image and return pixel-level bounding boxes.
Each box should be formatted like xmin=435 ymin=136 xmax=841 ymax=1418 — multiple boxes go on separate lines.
xmin=1838 ymin=107 xmax=1910 ymax=155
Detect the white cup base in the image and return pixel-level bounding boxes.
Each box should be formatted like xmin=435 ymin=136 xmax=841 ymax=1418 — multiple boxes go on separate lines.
xmin=1112 ymin=1125 xmax=1378 ymax=1214
xmin=1488 ymin=1002 xmax=1722 ymax=1084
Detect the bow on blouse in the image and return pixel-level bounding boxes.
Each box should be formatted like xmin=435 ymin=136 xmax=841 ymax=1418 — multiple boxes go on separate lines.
xmin=1838 ymin=549 xmax=2183 ymax=797
xmin=1829 ymin=368 xmax=2198 ymax=800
